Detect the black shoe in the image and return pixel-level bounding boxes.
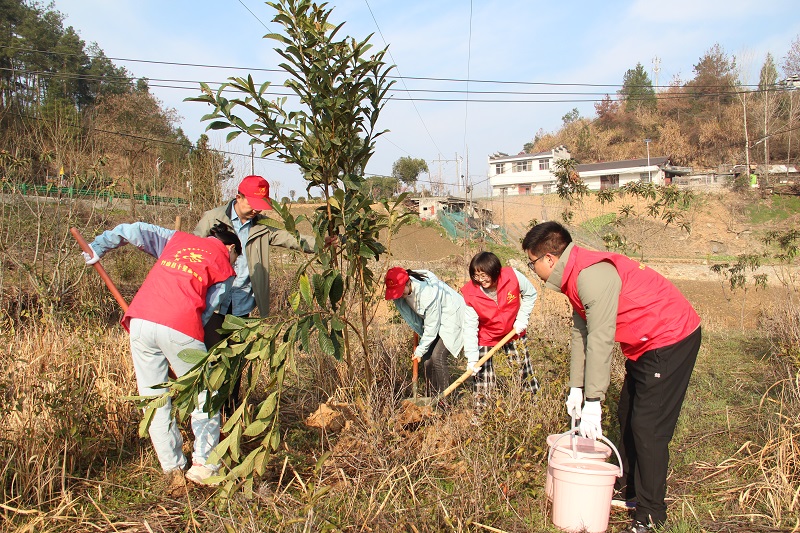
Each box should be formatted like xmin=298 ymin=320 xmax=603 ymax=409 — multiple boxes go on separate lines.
xmin=622 ymin=520 xmax=656 ymax=533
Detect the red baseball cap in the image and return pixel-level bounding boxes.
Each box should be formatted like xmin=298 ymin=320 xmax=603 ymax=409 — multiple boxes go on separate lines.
xmin=384 ymin=267 xmax=410 ymax=300
xmin=238 ymin=175 xmax=273 ymax=210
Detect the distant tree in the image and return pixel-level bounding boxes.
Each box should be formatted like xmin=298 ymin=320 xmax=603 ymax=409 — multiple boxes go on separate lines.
xmin=594 ymin=94 xmax=620 ymax=127
xmin=391 ymin=156 xmax=428 ymax=189
xmin=619 ymin=63 xmax=656 ymax=112
xmin=562 ymin=107 xmax=581 ymax=125
xmin=93 ymin=84 xmax=179 ymax=216
xmin=686 ymin=43 xmax=738 ymax=112
xmin=365 ymin=175 xmax=399 ymax=199
xmin=783 ymin=34 xmax=800 ymax=77
xmin=758 ymin=53 xmax=780 ymax=167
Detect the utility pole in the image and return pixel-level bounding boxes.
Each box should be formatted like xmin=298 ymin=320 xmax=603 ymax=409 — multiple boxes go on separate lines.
xmin=250 ymin=145 xmax=255 ymax=175
xmin=430 ymin=154 xmax=461 ymax=196
xmin=644 ymin=138 xmax=651 ymax=182
xmin=652 ymin=56 xmax=661 ymax=92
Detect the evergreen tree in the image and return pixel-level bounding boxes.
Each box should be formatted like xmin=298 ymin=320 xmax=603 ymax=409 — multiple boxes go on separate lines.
xmin=619 ymin=63 xmax=656 ymax=112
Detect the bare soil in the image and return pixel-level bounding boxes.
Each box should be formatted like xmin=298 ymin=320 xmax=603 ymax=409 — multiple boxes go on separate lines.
xmin=286 ymin=196 xmax=796 ymax=332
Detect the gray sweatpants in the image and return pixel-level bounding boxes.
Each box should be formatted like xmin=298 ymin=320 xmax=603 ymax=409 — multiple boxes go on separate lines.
xmin=129 ymin=318 xmax=220 ymax=472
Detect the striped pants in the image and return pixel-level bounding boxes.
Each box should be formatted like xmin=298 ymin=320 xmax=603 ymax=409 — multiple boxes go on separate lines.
xmin=472 ymin=336 xmax=539 ymax=411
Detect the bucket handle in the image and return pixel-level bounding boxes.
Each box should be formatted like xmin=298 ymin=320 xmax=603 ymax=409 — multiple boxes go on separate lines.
xmin=548 ymin=429 xmax=624 ymax=478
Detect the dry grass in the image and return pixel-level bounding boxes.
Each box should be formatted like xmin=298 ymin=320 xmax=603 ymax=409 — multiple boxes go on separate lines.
xmin=3 ymin=195 xmax=800 ymax=531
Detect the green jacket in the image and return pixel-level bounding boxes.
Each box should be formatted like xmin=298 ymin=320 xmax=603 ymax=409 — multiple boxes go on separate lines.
xmin=193 ymin=201 xmax=315 ymax=317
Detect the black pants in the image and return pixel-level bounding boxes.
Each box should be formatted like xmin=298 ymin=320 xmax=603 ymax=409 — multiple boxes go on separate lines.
xmin=204 ymin=312 xmax=246 ymax=418
xmin=616 ymin=326 xmax=702 ymax=526
xmin=420 ymin=336 xmax=451 ymax=396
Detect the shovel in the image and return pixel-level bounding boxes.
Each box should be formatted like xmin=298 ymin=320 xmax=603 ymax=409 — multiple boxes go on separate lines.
xmin=70 ymin=227 xmax=128 ymax=311
xmin=406 ymin=329 xmax=517 ymax=408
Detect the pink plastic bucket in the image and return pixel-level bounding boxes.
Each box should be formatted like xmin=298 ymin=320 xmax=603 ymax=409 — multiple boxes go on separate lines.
xmin=548 ymin=432 xmax=622 ymax=533
xmin=545 ymin=433 xmax=612 ymax=501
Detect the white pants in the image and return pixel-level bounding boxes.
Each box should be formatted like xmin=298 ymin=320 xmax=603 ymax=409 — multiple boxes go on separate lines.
xmin=129 ymin=318 xmax=220 ymax=472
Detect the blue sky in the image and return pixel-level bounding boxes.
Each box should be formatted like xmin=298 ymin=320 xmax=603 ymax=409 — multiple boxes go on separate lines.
xmin=54 ymin=0 xmax=800 ymax=198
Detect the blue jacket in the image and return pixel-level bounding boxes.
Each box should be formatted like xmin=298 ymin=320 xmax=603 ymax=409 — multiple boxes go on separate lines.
xmin=393 ymin=270 xmax=465 ymax=358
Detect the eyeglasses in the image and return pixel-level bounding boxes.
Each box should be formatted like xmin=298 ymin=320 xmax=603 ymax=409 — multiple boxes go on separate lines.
xmin=472 ymin=272 xmax=492 ymax=282
xmin=527 ymin=253 xmax=548 ymax=271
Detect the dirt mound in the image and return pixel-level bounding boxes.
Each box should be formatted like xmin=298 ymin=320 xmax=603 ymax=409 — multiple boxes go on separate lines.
xmin=387 ymin=225 xmax=461 ymax=262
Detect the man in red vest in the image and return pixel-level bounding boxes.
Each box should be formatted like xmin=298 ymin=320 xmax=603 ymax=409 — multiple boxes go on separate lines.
xmin=522 ymin=221 xmax=701 ymax=533
xmin=83 ymin=222 xmax=239 ymax=493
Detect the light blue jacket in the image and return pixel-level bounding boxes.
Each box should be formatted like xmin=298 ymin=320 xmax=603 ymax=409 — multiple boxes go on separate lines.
xmin=90 ymin=222 xmax=232 ymax=325
xmin=393 ymin=270 xmax=465 ymax=359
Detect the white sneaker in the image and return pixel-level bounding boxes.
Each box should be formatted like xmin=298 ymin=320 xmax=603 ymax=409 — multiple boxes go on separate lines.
xmin=185 ymin=463 xmax=220 ymax=485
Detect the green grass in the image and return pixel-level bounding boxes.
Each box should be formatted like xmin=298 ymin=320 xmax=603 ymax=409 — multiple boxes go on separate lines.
xmin=745 ymin=195 xmax=800 ymax=224
xmin=580 ymin=212 xmax=617 ymax=233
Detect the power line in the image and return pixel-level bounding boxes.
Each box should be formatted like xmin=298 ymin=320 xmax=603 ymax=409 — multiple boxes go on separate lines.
xmin=1 ymin=45 xmax=768 ymax=89
xmin=236 ymin=0 xmax=272 ymax=31
xmin=6 ymin=67 xmax=782 ymax=104
xmin=362 ymin=0 xmax=443 ymax=156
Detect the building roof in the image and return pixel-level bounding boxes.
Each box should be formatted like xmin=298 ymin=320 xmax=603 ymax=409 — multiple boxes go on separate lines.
xmin=576 ymin=157 xmax=669 ymax=172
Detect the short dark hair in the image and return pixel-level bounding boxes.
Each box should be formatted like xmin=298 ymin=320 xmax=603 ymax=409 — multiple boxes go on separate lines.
xmin=208 ymin=222 xmax=242 ymax=256
xmin=469 ymin=251 xmax=502 ymax=283
xmin=522 ymin=221 xmax=572 ymax=257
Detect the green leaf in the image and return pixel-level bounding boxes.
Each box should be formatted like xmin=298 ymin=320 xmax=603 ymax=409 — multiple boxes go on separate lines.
xmin=256 ymin=391 xmax=279 ymax=419
xmin=208 ymin=365 xmax=226 ymax=391
xmin=243 ymin=419 xmax=269 ymax=437
xmin=269 ymin=429 xmax=281 ymax=451
xmin=317 ymin=328 xmax=335 ymax=356
xmin=208 ymin=120 xmax=230 ymax=130
xmin=230 ymin=424 xmax=242 ymax=462
xmin=299 ymin=274 xmax=312 ymax=306
xmin=329 ymin=273 xmax=344 ymax=307
xmin=312 ymin=273 xmax=326 ymax=306
xmin=177 ymin=348 xmax=207 ymax=365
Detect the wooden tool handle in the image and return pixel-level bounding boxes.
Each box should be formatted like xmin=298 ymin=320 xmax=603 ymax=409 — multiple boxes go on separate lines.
xmin=437 ymin=329 xmax=517 ymax=400
xmin=70 ymin=227 xmax=129 ymax=312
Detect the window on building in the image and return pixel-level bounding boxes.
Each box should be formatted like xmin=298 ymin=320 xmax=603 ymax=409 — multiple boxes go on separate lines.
xmin=600 ymin=174 xmax=620 ymax=190
xmin=539 ymin=159 xmax=550 ymax=171
xmin=513 ymin=160 xmax=531 ymax=172
xmin=519 ymin=185 xmax=531 ymax=195
xmin=543 ymin=182 xmax=554 ymax=195
xmin=494 ymin=163 xmax=505 ymax=174
xmin=640 ymin=172 xmax=652 ymax=183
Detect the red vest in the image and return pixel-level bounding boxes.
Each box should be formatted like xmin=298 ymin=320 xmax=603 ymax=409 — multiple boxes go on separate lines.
xmin=561 ymin=246 xmax=700 ymax=361
xmin=123 ymin=232 xmax=235 ymax=341
xmin=461 ymin=267 xmax=521 ymax=346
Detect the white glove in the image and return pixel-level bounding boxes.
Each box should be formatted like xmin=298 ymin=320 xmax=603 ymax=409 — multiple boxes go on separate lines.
xmin=411 ymin=348 xmax=425 ymax=361
xmin=565 ymin=387 xmax=583 ymax=419
xmin=579 ymin=401 xmax=602 ymax=440
xmin=467 ymin=361 xmax=482 ymax=376
xmin=514 ymin=325 xmax=526 ymax=335
xmin=82 ymin=249 xmax=100 ymax=265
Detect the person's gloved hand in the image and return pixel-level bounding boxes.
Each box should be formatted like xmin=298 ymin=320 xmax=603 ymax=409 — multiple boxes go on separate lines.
xmin=514 ymin=325 xmax=526 ymax=336
xmin=467 ymin=361 xmax=482 ymax=376
xmin=82 ymin=248 xmax=100 ymax=265
xmin=565 ymin=387 xmax=583 ymax=419
xmin=579 ymin=401 xmax=602 ymax=440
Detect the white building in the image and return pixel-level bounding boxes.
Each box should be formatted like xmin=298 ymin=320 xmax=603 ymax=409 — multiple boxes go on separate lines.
xmin=487 ymin=146 xmax=570 ymax=197
xmin=576 ymin=157 xmax=670 ymax=190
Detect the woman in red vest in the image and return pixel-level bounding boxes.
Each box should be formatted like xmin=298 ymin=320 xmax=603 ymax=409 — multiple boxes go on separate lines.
xmin=461 ymin=252 xmax=539 ymax=414
xmin=522 ymin=221 xmax=701 ymax=533
xmin=83 ymin=222 xmax=239 ymax=492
